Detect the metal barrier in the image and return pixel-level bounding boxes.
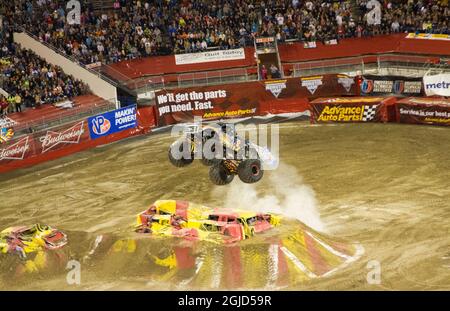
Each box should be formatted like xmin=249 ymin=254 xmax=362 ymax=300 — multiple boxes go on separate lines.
xmin=292 ymin=54 xmax=446 ymax=77
xmin=177 ymin=68 xmax=250 ymax=88
xmin=11 ymin=98 xmax=116 ymax=138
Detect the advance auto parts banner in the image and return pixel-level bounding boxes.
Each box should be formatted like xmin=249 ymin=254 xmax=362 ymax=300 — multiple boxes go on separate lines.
xmin=155 ymin=74 xmax=357 ymax=126
xmin=397 ymin=103 xmax=450 ymax=126
xmin=311 ymin=99 xmax=385 ymax=123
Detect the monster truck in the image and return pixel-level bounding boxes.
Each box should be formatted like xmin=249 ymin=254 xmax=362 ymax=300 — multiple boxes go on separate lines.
xmin=168 ymin=123 xmax=277 ymax=185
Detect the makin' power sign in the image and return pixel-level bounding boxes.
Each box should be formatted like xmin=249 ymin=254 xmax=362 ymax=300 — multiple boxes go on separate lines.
xmin=88 ymin=105 xmax=137 ymax=140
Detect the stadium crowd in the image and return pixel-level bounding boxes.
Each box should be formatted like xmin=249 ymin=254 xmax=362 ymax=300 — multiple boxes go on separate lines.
xmin=1 ymin=3 xmax=91 ymax=116
xmin=0 ymin=0 xmax=448 ymax=66
xmin=0 ymin=0 xmax=448 ymax=116
xmin=1 ymin=41 xmax=90 ymax=116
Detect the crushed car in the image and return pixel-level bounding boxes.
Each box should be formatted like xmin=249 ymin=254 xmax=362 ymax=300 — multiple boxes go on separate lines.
xmin=0 ymin=224 xmax=68 ymax=258
xmin=135 ymin=200 xmax=280 ymax=243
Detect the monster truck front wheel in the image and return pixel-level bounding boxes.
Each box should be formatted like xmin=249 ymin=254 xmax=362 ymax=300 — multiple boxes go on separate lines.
xmin=237 ymin=159 xmax=264 ymax=183
xmin=209 ymin=163 xmax=234 ymax=185
xmin=168 ymin=139 xmax=194 ymax=167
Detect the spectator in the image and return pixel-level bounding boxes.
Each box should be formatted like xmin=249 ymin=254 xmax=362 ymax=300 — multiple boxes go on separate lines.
xmin=260 ymin=64 xmax=268 ymax=80
xmin=14 ymin=93 xmax=22 ymax=112
xmin=270 ymin=64 xmax=281 ymax=79
xmin=0 ymin=95 xmax=8 ymax=116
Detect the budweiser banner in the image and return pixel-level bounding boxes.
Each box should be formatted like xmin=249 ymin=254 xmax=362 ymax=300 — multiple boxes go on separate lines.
xmin=155 ymin=74 xmax=357 ymax=125
xmin=310 ymin=97 xmax=387 ymax=123
xmin=174 ymin=48 xmax=245 ymax=65
xmin=0 ymin=120 xmax=90 ymax=165
xmin=38 ymin=121 xmax=87 ymax=153
xmin=0 ymin=136 xmax=31 ymax=162
xmin=423 ymin=73 xmax=450 ymax=97
xmin=396 ymin=97 xmax=450 ymax=126
xmin=360 ymin=75 xmax=423 ymax=96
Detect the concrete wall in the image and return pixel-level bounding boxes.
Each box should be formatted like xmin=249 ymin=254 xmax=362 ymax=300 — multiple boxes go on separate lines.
xmin=14 ymin=32 xmax=117 ymax=103
xmin=0 ymin=87 xmax=9 ymax=97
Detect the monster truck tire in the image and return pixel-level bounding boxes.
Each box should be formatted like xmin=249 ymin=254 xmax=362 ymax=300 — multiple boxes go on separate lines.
xmin=168 ymin=139 xmax=194 ymax=167
xmin=237 ymin=159 xmax=263 ymax=183
xmin=201 ymin=140 xmax=220 ymax=166
xmin=209 ymin=163 xmax=234 ymax=185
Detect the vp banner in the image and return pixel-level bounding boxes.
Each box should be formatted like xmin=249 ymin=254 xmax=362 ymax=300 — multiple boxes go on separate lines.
xmin=88 ymin=105 xmax=137 ymax=140
xmin=423 ymin=73 xmax=450 ymax=97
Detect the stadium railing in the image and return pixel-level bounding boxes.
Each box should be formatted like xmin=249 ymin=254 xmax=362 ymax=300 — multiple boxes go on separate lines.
xmin=291 ymin=54 xmax=446 ymax=77
xmin=11 ymin=97 xmax=116 ymax=137
xmin=177 ymin=68 xmax=250 ymax=88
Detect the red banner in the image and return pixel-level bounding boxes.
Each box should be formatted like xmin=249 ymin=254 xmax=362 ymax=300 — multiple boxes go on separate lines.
xmin=155 ymin=74 xmax=357 ymax=125
xmin=0 ymin=107 xmax=156 ymax=174
xmin=309 ymin=97 xmax=390 ymax=123
xmin=396 ymin=97 xmax=450 ymax=126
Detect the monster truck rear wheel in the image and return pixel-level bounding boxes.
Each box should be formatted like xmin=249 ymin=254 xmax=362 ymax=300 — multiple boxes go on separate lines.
xmin=201 ymin=141 xmax=219 ymax=166
xmin=237 ymin=159 xmax=263 ymax=183
xmin=168 ymin=139 xmax=194 ymax=167
xmin=209 ymin=163 xmax=234 ymax=185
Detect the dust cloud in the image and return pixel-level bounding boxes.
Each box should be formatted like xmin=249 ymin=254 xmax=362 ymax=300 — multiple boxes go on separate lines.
xmin=212 ymin=162 xmax=325 ymax=232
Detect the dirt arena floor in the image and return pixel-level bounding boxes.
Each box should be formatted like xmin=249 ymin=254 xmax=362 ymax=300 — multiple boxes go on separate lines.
xmin=1 ymin=121 xmax=449 ymax=290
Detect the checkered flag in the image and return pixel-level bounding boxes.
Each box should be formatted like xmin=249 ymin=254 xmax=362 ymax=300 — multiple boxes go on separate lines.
xmin=362 ymin=105 xmax=377 ymax=121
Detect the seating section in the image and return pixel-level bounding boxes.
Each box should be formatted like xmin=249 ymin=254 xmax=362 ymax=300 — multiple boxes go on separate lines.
xmin=2 ymin=0 xmax=448 ymax=66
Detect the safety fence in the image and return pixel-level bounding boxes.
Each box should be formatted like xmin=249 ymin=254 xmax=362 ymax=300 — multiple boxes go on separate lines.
xmin=291 ymin=54 xmax=448 ymax=77
xmin=102 ymin=53 xmax=448 ymax=96
xmin=10 ymin=98 xmax=116 ymax=138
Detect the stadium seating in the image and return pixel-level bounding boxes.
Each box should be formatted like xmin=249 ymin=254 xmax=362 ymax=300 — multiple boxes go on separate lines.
xmin=1 ymin=0 xmax=448 ymax=67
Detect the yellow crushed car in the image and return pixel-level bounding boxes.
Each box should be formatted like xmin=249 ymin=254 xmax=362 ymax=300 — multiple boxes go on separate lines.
xmin=0 ymin=224 xmax=68 ymax=258
xmin=135 ymin=200 xmax=280 ymax=243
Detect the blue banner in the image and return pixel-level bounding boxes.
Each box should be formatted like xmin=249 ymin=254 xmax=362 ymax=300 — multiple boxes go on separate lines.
xmin=88 ymin=105 xmax=137 ymax=140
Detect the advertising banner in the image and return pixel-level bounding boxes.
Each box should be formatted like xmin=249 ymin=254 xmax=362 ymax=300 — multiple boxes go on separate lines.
xmin=423 ymin=73 xmax=450 ymax=97
xmin=174 ymin=48 xmax=246 ymax=65
xmin=310 ymin=97 xmax=387 ymax=123
xmin=396 ymin=98 xmax=450 ymax=126
xmin=88 ymin=105 xmax=137 ymax=140
xmin=0 ymin=135 xmax=32 ymax=164
xmin=360 ymin=75 xmax=423 ymax=96
xmin=303 ymin=42 xmax=317 ymax=49
xmin=37 ymin=120 xmax=88 ymax=154
xmin=405 ymin=33 xmax=450 ymax=41
xmin=155 ymin=74 xmax=357 ymax=126
xmin=0 ymin=107 xmax=155 ymax=173
xmin=0 ymin=120 xmax=90 ymax=165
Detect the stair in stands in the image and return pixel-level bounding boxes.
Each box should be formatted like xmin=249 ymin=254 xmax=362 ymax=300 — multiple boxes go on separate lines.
xmin=92 ymin=0 xmax=116 ymax=12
